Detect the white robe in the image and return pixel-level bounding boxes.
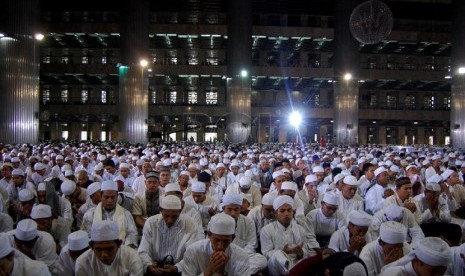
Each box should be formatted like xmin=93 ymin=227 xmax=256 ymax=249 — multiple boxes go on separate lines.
xmin=448 ymin=244 xmax=465 ymax=276
xmin=247 ymin=205 xmax=274 ymax=238
xmin=413 ymin=193 xmax=451 ymax=223
xmin=365 ymin=184 xmax=386 ymax=215
xmin=53 ymin=245 xmax=76 ymax=275
xmin=304 ymin=208 xmax=346 ymax=239
xmin=175 ymin=239 xmax=250 ymax=276
xmin=138 ymin=214 xmax=200 ymax=272
xmin=383 ymin=194 xmax=423 ymax=225
xmin=183 ymin=194 xmax=218 ymax=231
xmin=338 ymin=193 xmax=365 ymax=216
xmin=380 ymin=261 xmax=417 ymax=276
xmin=75 ymin=245 xmax=143 ymax=276
xmin=328 ymin=226 xmax=372 ymax=255
xmin=180 ymin=203 xmax=204 ymax=238
xmin=359 ymin=239 xmax=411 ymax=276
xmin=10 ymin=249 xmax=51 ymax=276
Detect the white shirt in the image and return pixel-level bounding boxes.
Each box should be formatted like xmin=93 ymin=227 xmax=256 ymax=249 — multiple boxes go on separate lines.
xmin=225 ymin=183 xmax=262 ymax=209
xmin=365 ymin=184 xmax=386 ymax=215
xmin=413 ymin=193 xmax=451 ymax=223
xmin=304 ymin=208 xmax=346 ymax=237
xmin=183 ymin=194 xmax=218 ymax=230
xmin=448 ymin=244 xmax=465 ymax=276
xmin=247 ymin=205 xmax=274 ymax=238
xmin=233 ymin=215 xmax=258 ymax=254
xmin=380 ymin=261 xmax=417 ymax=276
xmin=328 ymin=226 xmax=372 ymax=255
xmin=132 ymin=175 xmax=146 ymax=195
xmin=75 ymin=245 xmax=143 ymax=276
xmin=53 ymin=245 xmax=77 ymax=275
xmin=338 ymin=193 xmax=365 ymax=216
xmin=10 ymin=249 xmax=51 ymax=276
xmin=175 ymin=239 xmax=250 ymax=276
xmin=359 ymin=239 xmax=411 ymax=276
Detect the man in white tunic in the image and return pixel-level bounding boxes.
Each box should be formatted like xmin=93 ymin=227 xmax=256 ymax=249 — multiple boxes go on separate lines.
xmin=381 ymin=237 xmax=451 ymax=276
xmin=183 ymin=181 xmax=218 ymax=231
xmin=448 ymin=240 xmax=465 ymax=275
xmin=382 ymin=176 xmax=422 ymax=224
xmin=328 ymin=210 xmax=373 ymax=256
xmin=365 ymin=167 xmax=391 ymax=215
xmin=304 ymin=191 xmax=346 ymax=247
xmin=174 ymin=213 xmax=250 ymax=275
xmin=132 ymin=171 xmax=164 ymax=229
xmin=81 ymin=180 xmax=138 ymax=247
xmin=75 ymin=220 xmax=143 ymax=275
xmin=247 ymin=192 xmax=277 ymax=241
xmin=31 ymin=204 xmax=70 ymax=252
xmin=413 ymin=183 xmax=451 ymax=223
xmin=53 ymin=230 xmax=90 ymax=275
xmin=360 ymin=221 xmax=412 ymax=276
xmin=221 ymin=194 xmax=267 ymax=274
xmin=337 ymin=175 xmax=365 ymax=216
xmin=0 ymin=232 xmax=50 ymax=276
xmin=76 ymin=182 xmax=101 ymax=228
xmin=225 ymin=175 xmax=262 ymax=209
xmin=297 ymin=174 xmax=321 ymax=215
xmin=138 ymin=195 xmax=200 ymax=275
xmin=260 ymin=195 xmax=319 ymax=275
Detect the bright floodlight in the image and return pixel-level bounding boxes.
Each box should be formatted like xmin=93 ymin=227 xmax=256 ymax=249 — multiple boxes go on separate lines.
xmin=458 ymin=67 xmax=465 ymax=75
xmin=343 ymin=73 xmax=352 ymax=81
xmin=140 ymin=59 xmax=148 ymax=67
xmin=289 ymin=111 xmax=302 ymax=128
xmin=34 ymin=33 xmax=44 ymax=41
xmin=240 ymin=69 xmax=248 ymax=77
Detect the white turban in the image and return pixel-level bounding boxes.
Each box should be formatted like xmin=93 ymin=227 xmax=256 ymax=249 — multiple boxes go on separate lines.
xmin=323 ymin=191 xmax=339 ymax=206
xmin=273 ymin=195 xmax=294 ymax=210
xmin=208 ymin=213 xmax=236 ymax=235
xmin=68 ymin=230 xmax=90 ymax=251
xmin=87 ymin=182 xmax=101 ymax=196
xmin=414 ymin=237 xmax=452 ymax=266
xmin=91 ymin=221 xmax=119 ymax=242
xmin=343 ymin=175 xmax=359 ymax=186
xmin=239 ymin=176 xmax=252 ymax=188
xmin=191 ymin=181 xmax=206 ymax=193
xmin=222 ymin=194 xmax=243 ymax=206
xmin=15 ymin=219 xmax=38 ymax=241
xmin=380 ymin=221 xmax=407 ymax=244
xmin=101 ymin=180 xmax=118 ymax=191
xmin=160 ymin=195 xmax=182 ymax=210
xmin=31 ymin=204 xmax=52 ymax=219
xmin=348 ymin=210 xmax=373 ymax=227
xmin=262 ymin=193 xmax=277 ymax=206
xmin=385 ymin=204 xmax=404 ymax=221
xmin=61 ymin=180 xmax=76 ymax=195
xmin=281 ymin=181 xmax=298 ymax=192
xmin=37 ymin=182 xmax=46 ymax=192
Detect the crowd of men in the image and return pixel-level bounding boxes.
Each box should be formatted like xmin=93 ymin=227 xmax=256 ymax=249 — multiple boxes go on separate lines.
xmin=0 ymin=141 xmax=465 ymax=275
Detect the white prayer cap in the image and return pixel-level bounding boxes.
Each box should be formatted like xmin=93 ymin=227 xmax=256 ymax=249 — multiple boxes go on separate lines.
xmin=272 ymin=171 xmax=284 ymax=179
xmin=243 ymin=159 xmax=252 ymax=166
xmin=422 ymin=160 xmax=430 ymax=166
xmin=390 ymin=165 xmax=400 ymax=173
xmin=199 ymin=158 xmax=208 ymax=166
xmin=165 ymin=183 xmax=182 ymax=193
xmin=64 ymin=170 xmax=74 ymax=177
xmin=333 ymin=173 xmax=345 ymax=185
xmin=281 ymin=181 xmax=298 ymax=192
xmin=229 ymin=160 xmax=240 ymax=169
xmin=222 ymin=194 xmax=243 ymax=207
xmin=160 ymin=195 xmax=182 ymax=210
xmin=0 ymin=233 xmax=13 ymax=258
xmin=348 ymin=210 xmax=373 ymax=227
xmin=379 ymin=221 xmax=407 ymax=244
xmin=31 ymin=204 xmax=52 ymax=219
xmin=119 ymin=163 xmax=130 ymax=170
xmin=374 ymin=167 xmax=387 ymax=178
xmin=68 ymin=230 xmax=90 ymax=251
xmin=11 ymin=157 xmax=20 ymax=163
xmin=15 ymin=219 xmax=38 ymax=241
xmin=281 ymin=168 xmax=291 ymax=174
xmin=179 ymin=171 xmax=190 ymax=177
xmin=239 ymin=176 xmax=252 ymax=188
xmin=414 ymin=237 xmax=452 ymax=266
xmin=343 ymin=262 xmax=368 ymax=276
xmin=312 ymin=166 xmax=324 ymax=173
xmin=425 ymin=183 xmax=442 ymax=192
xmin=65 ymin=156 xmax=74 ymax=162
xmin=427 ymin=174 xmax=443 ymax=184
xmin=441 ymin=169 xmax=455 ymax=181
xmin=262 ymin=193 xmax=277 ymax=206
xmin=163 ymin=159 xmax=172 ymax=167
xmin=37 ymin=182 xmax=46 ymax=192
xmin=155 ymin=161 xmax=164 ymax=168
xmin=305 ymin=174 xmax=318 ymax=185
xmin=215 ymin=163 xmax=225 ymax=169
xmin=202 ymin=209 xmax=233 ymax=234
xmin=91 ymin=221 xmax=119 ymax=242
xmin=12 ymin=169 xmax=24 ymax=177
xmin=56 ymin=154 xmax=64 ymax=160
xmin=273 ymin=195 xmax=294 ymax=210
xmin=343 ymin=175 xmax=359 ymax=186
xmin=323 ymin=191 xmax=339 ymax=206
xmin=432 ymin=155 xmax=442 ymax=161
xmin=385 ymin=204 xmax=404 ymax=222
xmin=113 ymin=175 xmax=125 ymax=183
xmin=19 ymin=189 xmax=34 ymax=202
xmin=94 ymin=163 xmax=104 ymax=171
xmin=136 ymin=160 xmax=144 ymax=166
xmin=61 ymin=180 xmax=76 ymax=195
xmin=191 ymin=181 xmax=206 ymax=193
xmin=33 ymin=163 xmax=45 ymax=171
xmin=101 ymin=180 xmax=118 ymax=191
xmin=87 ymin=182 xmax=101 ymax=196
xmin=406 ymin=165 xmax=417 ymax=172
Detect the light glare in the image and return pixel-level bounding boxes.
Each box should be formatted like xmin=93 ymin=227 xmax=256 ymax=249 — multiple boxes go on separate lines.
xmin=34 ymin=33 xmax=44 ymax=41
xmin=344 ymin=73 xmax=352 ymax=81
xmin=289 ymin=111 xmax=302 ymax=128
xmin=140 ymin=59 xmax=148 ymax=67
xmin=459 ymin=67 xmax=465 ymax=75
xmin=240 ymin=70 xmax=248 ymax=77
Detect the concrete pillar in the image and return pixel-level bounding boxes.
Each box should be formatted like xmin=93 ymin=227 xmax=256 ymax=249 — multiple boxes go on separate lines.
xmin=359 ymin=125 xmax=368 ymax=145
xmin=378 ymin=126 xmax=387 ymax=145
xmin=226 ymin=0 xmax=252 ymax=143
xmin=119 ymin=0 xmax=149 ymax=143
xmin=333 ymin=0 xmax=361 ymax=145
xmin=416 ymin=127 xmax=425 ymax=145
xmin=397 ymin=126 xmax=406 ymax=145
xmin=0 ymin=0 xmax=40 ymax=143
xmin=451 ymin=0 xmax=465 ymax=148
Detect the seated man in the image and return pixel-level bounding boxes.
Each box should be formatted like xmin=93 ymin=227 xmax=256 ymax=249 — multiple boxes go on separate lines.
xmin=225 ymin=176 xmax=262 ymax=210
xmin=0 ymin=232 xmax=50 ymax=275
xmin=413 ymin=183 xmax=451 ymax=223
xmin=75 ymin=221 xmax=143 ymax=275
xmin=174 ymin=213 xmax=250 ymax=275
xmin=76 ymin=182 xmax=101 ymax=228
xmin=31 ymin=204 xmax=70 ymax=253
xmin=183 ymin=181 xmax=218 ymax=232
xmin=329 ymin=210 xmax=373 ymax=256
xmin=260 ymin=195 xmax=319 ymax=275
xmin=138 ymin=195 xmax=200 ymax=275
xmin=381 ymin=237 xmax=451 ymax=276
xmin=221 ymin=194 xmax=267 ymax=274
xmin=247 ymin=193 xmax=277 ymax=242
xmin=360 ymin=221 xmax=411 ymax=276
xmin=132 ymin=171 xmax=164 ymax=229
xmin=54 ymin=230 xmax=90 ymax=275
xmin=382 ymin=176 xmax=422 ymax=225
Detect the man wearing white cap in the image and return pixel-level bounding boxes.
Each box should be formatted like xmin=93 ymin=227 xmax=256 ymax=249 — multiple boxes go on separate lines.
xmin=442 ymin=168 xmax=465 ymax=217
xmin=221 ymin=194 xmax=267 ymax=274
xmin=50 ymin=155 xmax=65 ymax=179
xmin=413 ymin=183 xmax=451 ymax=223
xmin=260 ymin=195 xmax=319 ymax=275
xmin=381 ymin=237 xmax=451 ymax=276
xmin=75 ymin=221 xmax=143 ymax=275
xmin=383 ymin=176 xmax=423 ymax=224
xmin=425 ymin=155 xmax=443 ymax=182
xmin=92 ymin=163 xmax=105 ymax=183
xmin=53 ymin=230 xmax=89 ymax=275
xmin=61 ymin=180 xmax=88 ymax=213
xmin=225 ymin=175 xmax=262 ymax=209
xmin=359 ymin=163 xmax=377 ymax=197
xmin=337 ymin=175 xmax=365 ymax=216
xmin=132 ymin=171 xmax=164 ymax=229
xmin=183 ymin=181 xmax=218 ymax=232
xmin=175 ymin=213 xmax=250 ymax=275
xmin=76 ymin=182 xmax=101 ymax=228
xmin=360 ymin=221 xmax=411 ymax=275
xmin=226 ymin=160 xmax=243 ymax=186
xmin=297 ymin=174 xmax=321 ymax=215
xmin=213 ymin=163 xmax=229 ymax=193
xmin=31 ymin=204 xmax=70 ymax=252
xmin=0 ymin=209 xmax=13 ymax=232
xmin=304 ymin=191 xmax=346 ymax=247
xmin=329 ymin=210 xmax=373 ymax=256
xmin=0 ymin=232 xmax=50 ymax=275
xmin=81 ymin=180 xmax=138 ymax=248
xmin=138 ymin=195 xmax=200 ymax=274
xmin=247 ymin=193 xmax=277 ymax=241
xmin=117 ymin=163 xmax=135 ymax=188
xmin=131 ymin=161 xmax=153 ymax=195
xmin=269 ymin=170 xmax=286 ymax=194
xmin=7 ymin=168 xmax=35 ymax=207
xmin=365 ymin=167 xmax=390 ymax=215
xmin=7 ymin=219 xmax=59 ymax=272
xmin=31 ymin=163 xmax=48 ymax=187
xmin=74 ymin=154 xmax=94 ymax=177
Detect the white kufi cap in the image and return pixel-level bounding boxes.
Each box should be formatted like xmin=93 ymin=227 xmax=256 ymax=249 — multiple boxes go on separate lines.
xmin=208 ymin=213 xmax=236 ymax=235
xmin=15 ymin=219 xmax=38 ymax=241
xmin=222 ymin=194 xmax=243 ymax=206
xmin=87 ymin=182 xmax=101 ymax=196
xmin=160 ymin=195 xmax=182 ymax=210
xmin=101 ymin=180 xmax=118 ymax=191
xmin=348 ymin=210 xmax=373 ymax=227
xmin=191 ymin=181 xmax=206 ymax=193
xmin=385 ymin=204 xmax=404 ymax=221
xmin=0 ymin=233 xmax=13 ymax=258
xmin=91 ymin=221 xmax=119 ymax=242
xmin=31 ymin=204 xmax=52 ymax=219
xmin=262 ymin=193 xmax=277 ymax=206
xmin=19 ymin=189 xmax=34 ymax=202
xmin=414 ymin=237 xmax=452 ymax=266
xmin=273 ymin=195 xmax=294 ymax=210
xmin=379 ymin=221 xmax=407 ymax=244
xmin=323 ymin=191 xmax=339 ymax=205
xmin=68 ymin=230 xmax=90 ymax=251
xmin=61 ymin=180 xmax=76 ymax=195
